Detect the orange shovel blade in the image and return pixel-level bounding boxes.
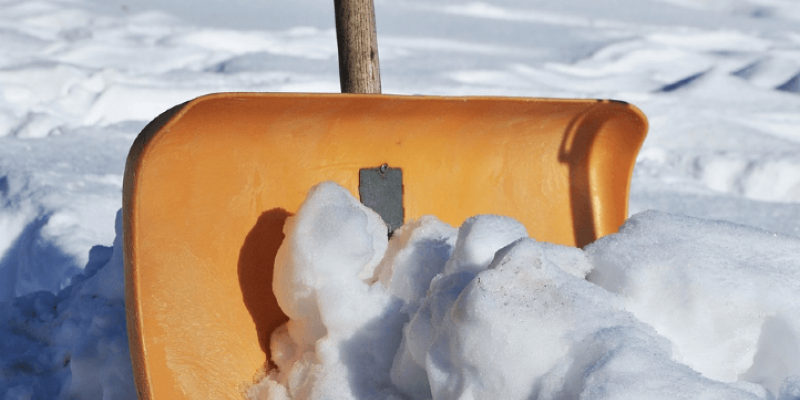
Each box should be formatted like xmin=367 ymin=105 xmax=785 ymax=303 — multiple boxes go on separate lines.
xmin=123 ymin=93 xmax=647 ymax=399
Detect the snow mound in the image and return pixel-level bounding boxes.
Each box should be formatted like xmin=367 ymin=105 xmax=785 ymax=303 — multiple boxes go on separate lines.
xmin=249 ymin=182 xmax=800 ymax=400
xmin=586 ymin=210 xmax=800 ymax=395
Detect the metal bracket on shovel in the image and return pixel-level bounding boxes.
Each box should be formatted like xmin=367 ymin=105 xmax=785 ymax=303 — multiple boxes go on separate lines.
xmin=359 ymin=163 xmax=404 ymax=235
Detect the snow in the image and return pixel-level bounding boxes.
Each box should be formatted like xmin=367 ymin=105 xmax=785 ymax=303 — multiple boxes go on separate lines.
xmin=250 ymin=182 xmax=800 ymax=399
xmin=586 ymin=211 xmax=800 ymax=392
xmin=1 ymin=211 xmax=134 ymax=398
xmin=1 ymin=0 xmax=799 ymax=398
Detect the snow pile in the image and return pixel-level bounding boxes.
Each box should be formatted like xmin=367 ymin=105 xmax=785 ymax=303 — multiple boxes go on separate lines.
xmin=586 ymin=211 xmax=800 ymax=395
xmin=0 ymin=210 xmax=135 ymax=399
xmin=248 ymin=182 xmax=800 ymax=400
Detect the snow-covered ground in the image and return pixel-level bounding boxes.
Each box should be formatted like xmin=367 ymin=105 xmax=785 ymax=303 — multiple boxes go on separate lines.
xmin=1 ymin=0 xmax=799 ymax=398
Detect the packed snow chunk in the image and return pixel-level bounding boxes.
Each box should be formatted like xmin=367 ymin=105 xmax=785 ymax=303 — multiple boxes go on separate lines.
xmin=390 ymin=214 xmax=526 ymax=398
xmin=586 ymin=210 xmax=800 ymax=396
xmin=419 ymin=238 xmax=758 ymax=400
xmin=373 ymin=215 xmax=458 ymax=314
xmin=442 ymin=214 xmax=528 ymax=276
xmin=266 ymin=181 xmax=405 ymax=399
xmin=272 ymin=181 xmax=390 ymax=337
xmin=422 ymin=238 xmax=599 ymax=399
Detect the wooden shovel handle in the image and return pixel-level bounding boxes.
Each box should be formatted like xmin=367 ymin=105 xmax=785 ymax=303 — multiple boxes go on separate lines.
xmin=334 ymin=0 xmax=381 ymax=94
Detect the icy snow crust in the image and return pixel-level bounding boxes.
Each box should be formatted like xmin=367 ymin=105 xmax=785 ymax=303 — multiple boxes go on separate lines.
xmin=248 ymin=182 xmax=800 ymax=400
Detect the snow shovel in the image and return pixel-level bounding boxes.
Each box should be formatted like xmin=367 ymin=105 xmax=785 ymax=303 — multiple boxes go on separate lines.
xmin=122 ymin=1 xmax=648 ymax=398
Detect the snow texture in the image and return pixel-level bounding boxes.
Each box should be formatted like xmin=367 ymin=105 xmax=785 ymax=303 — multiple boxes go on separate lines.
xmin=1 ymin=0 xmax=800 ymax=397
xmin=247 ymin=182 xmax=800 ymax=400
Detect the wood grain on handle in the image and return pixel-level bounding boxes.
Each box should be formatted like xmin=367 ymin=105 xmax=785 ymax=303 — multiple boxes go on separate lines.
xmin=334 ymin=0 xmax=381 ymax=94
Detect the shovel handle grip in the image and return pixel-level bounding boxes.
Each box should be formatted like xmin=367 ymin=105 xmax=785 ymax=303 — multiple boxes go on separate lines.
xmin=334 ymin=0 xmax=381 ymax=94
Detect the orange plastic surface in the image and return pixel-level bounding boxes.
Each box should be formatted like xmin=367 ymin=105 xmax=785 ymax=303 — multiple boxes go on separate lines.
xmin=123 ymin=93 xmax=647 ymax=399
